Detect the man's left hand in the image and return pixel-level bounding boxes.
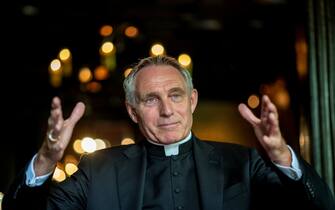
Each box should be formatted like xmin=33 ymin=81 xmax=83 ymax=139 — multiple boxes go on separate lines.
xmin=238 ymin=95 xmax=292 ymax=167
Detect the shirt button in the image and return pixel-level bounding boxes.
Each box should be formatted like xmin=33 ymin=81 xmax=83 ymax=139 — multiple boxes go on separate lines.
xmin=176 ymin=206 xmax=184 ymax=210
xmin=174 ymin=188 xmax=181 ymax=193
xmin=173 ymin=171 xmax=179 ymax=176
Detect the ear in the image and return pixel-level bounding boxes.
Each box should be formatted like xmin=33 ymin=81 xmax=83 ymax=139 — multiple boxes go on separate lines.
xmin=190 ymin=89 xmax=198 ymax=113
xmin=125 ymin=102 xmax=138 ymax=123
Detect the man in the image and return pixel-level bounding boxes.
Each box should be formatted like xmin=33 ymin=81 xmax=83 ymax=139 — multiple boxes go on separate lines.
xmin=2 ymin=55 xmax=335 ymax=209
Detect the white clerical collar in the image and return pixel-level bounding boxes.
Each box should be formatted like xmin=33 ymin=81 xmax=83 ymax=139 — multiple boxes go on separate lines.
xmin=147 ymin=132 xmax=192 ymax=156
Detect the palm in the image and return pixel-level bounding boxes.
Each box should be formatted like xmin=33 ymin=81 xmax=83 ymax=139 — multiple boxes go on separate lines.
xmin=35 ymin=97 xmax=85 ymax=176
xmin=238 ymin=95 xmax=290 ymax=166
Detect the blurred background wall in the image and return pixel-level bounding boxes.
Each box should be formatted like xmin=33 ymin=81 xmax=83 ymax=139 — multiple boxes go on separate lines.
xmin=1 ymin=0 xmax=334 ymax=196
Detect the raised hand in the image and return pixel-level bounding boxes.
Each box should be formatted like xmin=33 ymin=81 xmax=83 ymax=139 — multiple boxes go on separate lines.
xmin=238 ymin=95 xmax=291 ymax=166
xmin=34 ymin=97 xmax=86 ymax=176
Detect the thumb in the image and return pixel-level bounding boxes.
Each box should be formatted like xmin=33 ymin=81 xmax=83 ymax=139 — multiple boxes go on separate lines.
xmin=238 ymin=103 xmax=260 ymax=127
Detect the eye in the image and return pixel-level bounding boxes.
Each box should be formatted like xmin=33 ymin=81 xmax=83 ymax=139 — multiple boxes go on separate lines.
xmin=143 ymin=97 xmax=158 ymax=106
xmin=171 ymin=94 xmax=183 ymax=102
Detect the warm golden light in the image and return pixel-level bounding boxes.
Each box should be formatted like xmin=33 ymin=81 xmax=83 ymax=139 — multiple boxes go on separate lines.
xmin=299 ymin=132 xmax=305 ymax=147
xmin=49 ymin=58 xmax=63 ymax=87
xmin=53 ymin=167 xmax=66 ymax=182
xmin=73 ymin=139 xmax=84 ymax=154
xmin=81 ymin=137 xmax=97 ymax=153
xmin=178 ymin=54 xmax=192 ymax=67
xmin=94 ymin=65 xmax=109 ymax=80
xmin=124 ymin=26 xmax=138 ymax=38
xmin=65 ymin=163 xmax=78 ymax=176
xmin=121 ymin=138 xmax=135 ymax=145
xmin=124 ymin=68 xmax=132 ymax=78
xmin=101 ymin=41 xmax=114 ymax=54
xmin=100 ymin=25 xmax=113 ymax=37
xmin=275 ymin=90 xmax=290 ymax=109
xmin=295 ymin=39 xmax=308 ymax=79
xmin=95 ymin=138 xmax=107 ymax=150
xmin=295 ymin=29 xmax=308 ymax=80
xmin=49 ymin=74 xmax=62 ymax=88
xmin=86 ymin=81 xmax=102 ymax=93
xmin=59 ymin=48 xmax=71 ymax=61
xmin=150 ymin=43 xmax=165 ymax=56
xmin=247 ymin=94 xmax=260 ymax=109
xmin=78 ymin=67 xmax=92 ymax=83
xmin=50 ymin=59 xmax=61 ymax=72
xmin=260 ymin=78 xmax=290 ymax=110
xmin=64 ymin=154 xmax=78 ymax=165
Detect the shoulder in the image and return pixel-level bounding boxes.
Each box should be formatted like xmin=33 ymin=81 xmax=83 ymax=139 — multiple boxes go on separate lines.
xmin=198 ymin=138 xmax=252 ymax=152
xmin=78 ymin=143 xmax=143 ymax=167
xmin=203 ymin=140 xmax=250 ymax=150
xmin=196 ymin=138 xmax=256 ymax=162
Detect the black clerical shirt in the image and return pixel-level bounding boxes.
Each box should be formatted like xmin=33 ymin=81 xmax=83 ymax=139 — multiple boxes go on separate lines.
xmin=142 ymin=138 xmax=201 ymax=210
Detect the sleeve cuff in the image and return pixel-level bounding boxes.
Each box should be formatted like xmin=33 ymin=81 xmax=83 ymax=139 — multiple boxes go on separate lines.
xmin=273 ymin=145 xmax=302 ymax=180
xmin=25 ymin=154 xmax=53 ymax=187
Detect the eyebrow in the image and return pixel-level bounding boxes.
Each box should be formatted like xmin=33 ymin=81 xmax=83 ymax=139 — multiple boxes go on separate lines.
xmin=168 ymin=87 xmax=186 ymax=94
xmin=136 ymin=87 xmax=186 ymax=100
xmin=135 ymin=91 xmax=159 ymax=102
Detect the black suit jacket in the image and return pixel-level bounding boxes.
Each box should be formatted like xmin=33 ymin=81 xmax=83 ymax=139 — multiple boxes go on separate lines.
xmin=3 ymin=136 xmax=335 ymax=210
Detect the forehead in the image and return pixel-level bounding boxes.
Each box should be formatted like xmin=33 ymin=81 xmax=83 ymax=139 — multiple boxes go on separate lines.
xmin=135 ymin=65 xmax=186 ymax=90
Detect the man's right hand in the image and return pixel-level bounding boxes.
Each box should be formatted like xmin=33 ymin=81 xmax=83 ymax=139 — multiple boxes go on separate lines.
xmin=34 ymin=97 xmax=86 ymax=176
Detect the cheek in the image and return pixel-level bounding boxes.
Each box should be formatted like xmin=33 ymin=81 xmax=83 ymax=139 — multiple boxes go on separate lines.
xmin=176 ymin=108 xmax=191 ymax=125
xmin=180 ymin=104 xmax=192 ymax=116
xmin=139 ymin=109 xmax=157 ymax=126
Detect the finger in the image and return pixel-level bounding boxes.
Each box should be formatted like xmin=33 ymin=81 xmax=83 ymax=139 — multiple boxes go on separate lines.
xmin=66 ymin=102 xmax=86 ymax=128
xmin=49 ymin=97 xmax=63 ymax=122
xmin=50 ymin=109 xmax=63 ymax=124
xmin=267 ymin=102 xmax=278 ymax=119
xmin=262 ymin=95 xmax=278 ymax=118
xmin=261 ymin=112 xmax=280 ymax=139
xmin=47 ymin=97 xmax=64 ymax=142
xmin=48 ymin=110 xmax=58 ymax=127
xmin=47 ymin=129 xmax=58 ymax=142
xmin=261 ymin=95 xmax=270 ymax=120
xmin=268 ymin=112 xmax=280 ymax=134
xmin=262 ymin=135 xmax=272 ymax=148
xmin=48 ymin=97 xmax=64 ymax=136
xmin=261 ymin=95 xmax=279 ymax=128
xmin=238 ymin=103 xmax=261 ymax=127
xmin=51 ymin=97 xmax=61 ymax=109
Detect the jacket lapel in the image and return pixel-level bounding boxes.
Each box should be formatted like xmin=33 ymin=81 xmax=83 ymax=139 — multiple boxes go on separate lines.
xmin=116 ymin=143 xmax=147 ymax=210
xmin=193 ymin=137 xmax=224 ymax=210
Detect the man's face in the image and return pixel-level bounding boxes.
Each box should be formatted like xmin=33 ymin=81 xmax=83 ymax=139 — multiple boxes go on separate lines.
xmin=126 ymin=65 xmax=198 ymax=144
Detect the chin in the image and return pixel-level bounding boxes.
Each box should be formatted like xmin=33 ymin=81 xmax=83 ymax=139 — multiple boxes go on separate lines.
xmin=157 ymin=133 xmax=185 ymax=144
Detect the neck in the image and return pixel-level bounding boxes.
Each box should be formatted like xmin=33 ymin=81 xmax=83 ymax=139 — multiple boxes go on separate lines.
xmin=146 ymin=132 xmax=192 ymax=156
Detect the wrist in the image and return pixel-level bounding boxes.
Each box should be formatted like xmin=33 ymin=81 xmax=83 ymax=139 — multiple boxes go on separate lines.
xmin=34 ymin=153 xmax=57 ymax=176
xmin=270 ymin=146 xmax=292 ymax=167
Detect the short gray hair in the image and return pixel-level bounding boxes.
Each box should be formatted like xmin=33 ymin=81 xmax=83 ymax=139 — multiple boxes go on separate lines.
xmin=123 ymin=55 xmax=194 ymax=105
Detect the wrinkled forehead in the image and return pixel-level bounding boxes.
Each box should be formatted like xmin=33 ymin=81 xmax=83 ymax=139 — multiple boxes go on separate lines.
xmin=134 ymin=64 xmax=187 ymax=88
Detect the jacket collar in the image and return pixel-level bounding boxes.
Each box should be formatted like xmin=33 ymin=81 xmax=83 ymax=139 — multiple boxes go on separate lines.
xmin=193 ymin=136 xmax=224 ymax=210
xmin=116 ymin=143 xmax=147 ymax=210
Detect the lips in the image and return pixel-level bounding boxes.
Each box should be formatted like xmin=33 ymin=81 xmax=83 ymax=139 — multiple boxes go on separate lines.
xmin=158 ymin=122 xmax=179 ymax=129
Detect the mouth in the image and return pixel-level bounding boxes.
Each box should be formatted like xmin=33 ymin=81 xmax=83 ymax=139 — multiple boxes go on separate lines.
xmin=158 ymin=122 xmax=179 ymax=129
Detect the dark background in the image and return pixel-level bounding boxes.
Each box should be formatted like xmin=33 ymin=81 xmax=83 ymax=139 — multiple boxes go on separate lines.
xmin=1 ymin=0 xmax=307 ymax=192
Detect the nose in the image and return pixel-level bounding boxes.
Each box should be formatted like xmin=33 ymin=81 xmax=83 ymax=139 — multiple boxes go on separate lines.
xmin=160 ymin=98 xmax=173 ymax=117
